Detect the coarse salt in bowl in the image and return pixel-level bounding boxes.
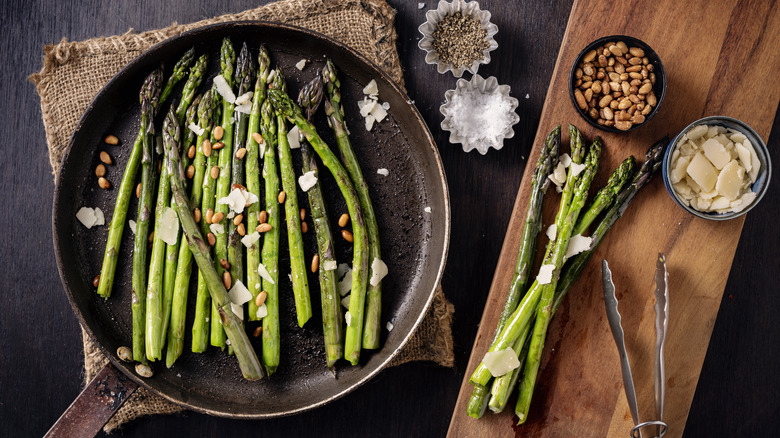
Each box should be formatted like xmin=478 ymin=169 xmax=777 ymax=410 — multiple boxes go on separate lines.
xmin=440 ymin=74 xmax=519 ymax=154
xmin=418 ymin=0 xmax=499 ymax=77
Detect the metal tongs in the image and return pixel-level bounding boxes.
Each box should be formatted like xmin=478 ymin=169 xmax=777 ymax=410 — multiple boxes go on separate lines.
xmin=602 ymin=254 xmax=669 ymax=438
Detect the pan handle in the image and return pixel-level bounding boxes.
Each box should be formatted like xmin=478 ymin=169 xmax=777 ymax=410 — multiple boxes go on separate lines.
xmin=45 ymin=362 xmax=138 ymax=438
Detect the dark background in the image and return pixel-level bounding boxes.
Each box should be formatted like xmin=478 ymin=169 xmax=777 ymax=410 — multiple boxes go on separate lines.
xmin=1 ymin=0 xmax=777 ymax=436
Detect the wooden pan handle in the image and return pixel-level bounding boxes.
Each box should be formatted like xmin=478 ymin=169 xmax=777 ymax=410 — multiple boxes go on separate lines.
xmin=45 ymin=362 xmax=138 ymax=438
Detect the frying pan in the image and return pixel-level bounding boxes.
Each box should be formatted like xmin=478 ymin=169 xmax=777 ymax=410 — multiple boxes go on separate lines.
xmin=50 ymin=21 xmax=449 ymax=432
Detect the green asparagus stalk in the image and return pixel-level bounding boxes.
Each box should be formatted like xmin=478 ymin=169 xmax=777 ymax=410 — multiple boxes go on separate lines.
xmin=466 ymin=126 xmax=560 ymax=419
xmin=573 ymin=156 xmax=636 ymax=236
xmin=211 ymin=37 xmax=236 ymax=349
xmin=322 ymin=60 xmax=383 ymax=349
xmin=260 ymin=98 xmax=281 ymax=374
xmin=159 ymin=47 xmax=195 ymax=104
xmin=160 ymin=93 xmax=202 ymax=355
xmin=268 ymin=89 xmax=369 ymax=365
xmin=97 ymin=52 xmax=191 ymax=299
xmin=163 ymin=105 xmax=264 ymax=380
xmin=246 ymin=47 xmax=270 ymax=321
xmin=516 ymin=138 xmax=602 ymax=423
xmin=192 ymin=88 xmax=223 ymax=352
xmin=298 ymin=74 xmax=343 ymax=368
xmin=227 ymin=43 xmax=255 ymax=309
xmin=273 ymin=71 xmax=312 ymax=327
xmin=166 ymin=90 xmax=215 ymax=367
xmin=488 ymin=322 xmax=532 ymax=413
xmin=130 ymin=68 xmax=163 ymax=362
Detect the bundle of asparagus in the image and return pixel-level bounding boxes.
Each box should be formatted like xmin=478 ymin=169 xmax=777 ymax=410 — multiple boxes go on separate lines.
xmin=466 ymin=125 xmax=668 ymax=421
xmin=94 ymin=40 xmax=388 ymax=378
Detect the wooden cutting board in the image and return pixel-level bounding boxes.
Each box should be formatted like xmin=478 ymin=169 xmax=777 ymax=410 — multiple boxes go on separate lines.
xmin=448 ymin=0 xmax=780 ymax=437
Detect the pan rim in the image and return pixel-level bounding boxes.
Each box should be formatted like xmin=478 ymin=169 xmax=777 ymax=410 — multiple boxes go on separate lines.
xmin=52 ymin=20 xmax=451 ymax=418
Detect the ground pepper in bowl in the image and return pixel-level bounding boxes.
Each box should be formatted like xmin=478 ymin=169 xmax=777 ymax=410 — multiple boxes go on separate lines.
xmin=432 ymin=12 xmax=489 ymax=68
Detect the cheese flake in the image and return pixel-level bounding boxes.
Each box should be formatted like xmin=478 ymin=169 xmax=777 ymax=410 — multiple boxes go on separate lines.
xmin=322 ymin=260 xmax=337 ymax=271
xmin=298 ymin=170 xmax=318 ymax=192
xmin=230 ymin=302 xmax=244 ymax=321
xmin=235 ymin=91 xmax=253 ymax=106
xmin=362 ymin=79 xmax=378 ymax=95
xmin=241 ymin=231 xmax=261 ymax=248
xmin=188 ymin=123 xmax=204 ymax=137
xmin=76 ymin=207 xmax=98 ymax=228
xmin=234 ymin=103 xmax=252 ymax=114
xmin=559 ymin=153 xmax=572 ymax=168
xmin=345 ymin=311 xmax=352 ymax=327
xmin=569 ymin=162 xmax=586 ymax=178
xmin=341 ymin=294 xmax=350 ymax=309
xmin=386 ymin=321 xmax=394 ymax=331
xmin=295 ymin=59 xmax=307 ymax=70
xmin=287 ymin=125 xmax=301 ymax=149
xmin=255 ymin=303 xmax=268 ymax=319
xmin=424 ymin=206 xmax=432 ymax=213
xmin=565 ymin=234 xmax=592 ymax=259
xmin=228 ymin=280 xmax=252 ymax=305
xmin=257 ymin=263 xmax=275 ymax=284
xmin=369 ymin=258 xmax=388 ymax=287
xmin=158 ymin=207 xmax=179 ymax=245
xmin=483 ymin=347 xmax=521 ymax=377
xmin=377 ymin=168 xmax=389 ymax=176
xmin=129 ymin=219 xmax=137 ymax=234
xmin=210 ymin=223 xmax=225 ymax=236
xmin=537 ymin=264 xmax=555 ymax=285
xmin=94 ymin=207 xmax=105 ymax=226
xmin=546 ymin=224 xmax=557 ymax=241
xmin=213 ymin=75 xmax=236 ymax=104
xmin=338 ymin=268 xmax=353 ymax=296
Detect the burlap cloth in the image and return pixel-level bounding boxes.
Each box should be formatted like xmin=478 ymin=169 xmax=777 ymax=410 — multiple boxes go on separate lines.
xmin=30 ymin=0 xmax=454 ymax=432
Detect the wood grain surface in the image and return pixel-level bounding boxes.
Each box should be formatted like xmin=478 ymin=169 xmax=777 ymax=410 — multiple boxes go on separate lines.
xmin=448 ymin=0 xmax=780 ymax=437
xmin=2 ymin=0 xmax=779 ymax=437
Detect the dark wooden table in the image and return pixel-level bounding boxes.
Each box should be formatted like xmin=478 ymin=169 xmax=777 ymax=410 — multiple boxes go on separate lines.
xmin=2 ymin=0 xmax=778 ymax=436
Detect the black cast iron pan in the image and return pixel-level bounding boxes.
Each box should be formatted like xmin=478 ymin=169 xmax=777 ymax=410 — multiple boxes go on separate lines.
xmin=50 ymin=21 xmax=449 ymax=432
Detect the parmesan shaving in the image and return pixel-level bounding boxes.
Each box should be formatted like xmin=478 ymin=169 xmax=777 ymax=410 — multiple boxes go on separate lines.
xmin=129 ymin=219 xmax=137 ymax=234
xmin=209 ymin=223 xmax=225 ymax=236
xmin=546 ymin=224 xmax=557 ymax=241
xmin=345 ymin=311 xmax=352 ymax=327
xmin=287 ymin=125 xmax=301 ymax=149
xmin=338 ymin=268 xmax=353 ymax=296
xmin=569 ymin=162 xmax=586 ymax=178
xmin=255 ymin=303 xmax=268 ymax=319
xmin=386 ymin=321 xmax=394 ymax=331
xmin=158 ymin=207 xmax=179 ymax=245
xmin=482 ymin=347 xmax=521 ymax=377
xmin=559 ymin=153 xmax=572 ymax=168
xmin=537 ymin=264 xmax=555 ymax=285
xmin=213 ymin=75 xmax=236 ymax=104
xmin=362 ymin=79 xmax=378 ymax=95
xmin=94 ymin=208 xmax=105 ymax=226
xmin=424 ymin=206 xmax=432 ymax=213
xmin=234 ymin=103 xmax=252 ymax=114
xmin=341 ymin=294 xmax=350 ymax=309
xmin=377 ymin=168 xmax=389 ymax=176
xmin=565 ymin=234 xmax=592 ymax=259
xmin=231 ymin=302 xmax=244 ymax=321
xmin=298 ymin=170 xmax=317 ymax=192
xmin=295 ymin=59 xmax=307 ymax=70
xmin=76 ymin=207 xmax=98 ymax=228
xmin=369 ymin=258 xmax=388 ymax=287
xmin=235 ymin=91 xmax=253 ymax=106
xmin=322 ymin=260 xmax=337 ymax=271
xmin=257 ymin=263 xmax=275 ymax=284
xmin=241 ymin=231 xmax=261 ymax=248
xmin=188 ymin=123 xmax=204 ymax=137
xmin=228 ymin=280 xmax=252 ymax=305
xmin=337 ymin=263 xmax=351 ymax=279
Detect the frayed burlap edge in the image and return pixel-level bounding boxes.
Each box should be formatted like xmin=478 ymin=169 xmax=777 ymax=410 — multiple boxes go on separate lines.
xmin=35 ymin=0 xmax=454 ymax=432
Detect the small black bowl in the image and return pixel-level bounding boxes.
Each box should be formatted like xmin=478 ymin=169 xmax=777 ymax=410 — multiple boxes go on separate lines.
xmin=568 ymin=35 xmax=667 ymax=133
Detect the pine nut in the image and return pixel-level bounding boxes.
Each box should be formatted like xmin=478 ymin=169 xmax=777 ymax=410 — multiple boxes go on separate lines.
xmin=210 ymin=166 xmax=220 ymax=179
xmin=574 ymin=89 xmax=586 ymax=110
xmin=93 ymin=274 xmax=100 ymax=288
xmin=231 ymin=183 xmax=246 ymax=192
xmin=220 ymin=259 xmax=230 ymax=270
xmin=207 ymin=233 xmax=216 ymax=246
xmin=193 ymin=208 xmax=201 ymax=223
xmin=136 ymin=183 xmax=141 ymax=198
xmin=233 ymin=214 xmax=243 ymax=226
xmin=98 ymin=177 xmax=111 ymax=189
xmin=186 ymin=165 xmax=195 ymax=179
xmin=258 ymin=210 xmax=268 ymax=224
xmin=342 ymin=229 xmax=354 ymax=243
xmin=582 ymin=50 xmax=597 ymax=63
xmin=148 ymin=231 xmax=154 ymax=243
xmin=188 ymin=145 xmax=196 ymax=159
xmin=95 ymin=164 xmax=106 ymax=177
xmin=214 ymin=126 xmax=224 ymax=141
xmin=99 ymin=151 xmax=112 ymax=165
xmin=257 ymin=223 xmax=272 ymax=233
xmin=117 ymin=346 xmax=132 ymax=362
xmin=300 ymin=208 xmax=306 ymax=221
xmin=212 ymin=142 xmax=224 ymax=150
xmin=235 ymin=148 xmax=247 ymax=160
xmin=205 ymin=208 xmax=214 ymax=224
xmin=311 ymin=254 xmax=319 ymax=273
xmin=202 ymin=139 xmax=212 ymax=157
xmin=338 ymin=213 xmax=349 ymax=227
xmin=253 ymin=326 xmax=262 ymax=337
xmin=212 ymin=212 xmax=225 ymax=223
xmin=223 ymin=271 xmax=232 ymax=289
xmin=278 ymin=191 xmax=286 ymax=204
xmin=237 ymin=223 xmax=246 ymax=236
xmin=252 ymin=132 xmax=264 ymax=144
xmin=255 ymin=290 xmax=267 ymax=306
xmin=104 ymin=135 xmax=119 ymax=145
xmin=301 ymin=221 xmax=308 ymax=233
xmin=135 ymin=363 xmax=153 ymax=378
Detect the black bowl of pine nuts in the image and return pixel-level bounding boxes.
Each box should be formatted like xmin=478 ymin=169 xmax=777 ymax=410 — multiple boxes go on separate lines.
xmin=569 ymin=35 xmax=666 ymax=133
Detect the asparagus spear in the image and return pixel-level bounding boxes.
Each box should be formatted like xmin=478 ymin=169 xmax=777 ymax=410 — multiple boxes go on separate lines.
xmin=159 ymin=47 xmax=195 ymax=104
xmin=516 ymin=137 xmax=602 ymax=423
xmin=97 ymin=51 xmax=191 ymax=299
xmin=130 ymin=68 xmax=163 ymax=362
xmin=273 ymin=71 xmax=312 ymax=327
xmin=192 ymin=88 xmax=223 ymax=352
xmin=299 ymin=74 xmax=343 ymax=368
xmin=246 ymin=47 xmax=270 ymax=320
xmin=163 ymin=105 xmax=264 ymax=380
xmin=211 ymin=37 xmax=236 ymax=349
xmin=260 ymin=97 xmax=281 ymax=374
xmin=322 ymin=60 xmax=383 ymax=349
xmin=267 ymin=89 xmax=368 ymax=365
xmin=466 ymin=126 xmax=560 ymax=419
xmin=166 ymin=90 xmax=215 ymax=367
xmin=160 ymin=92 xmax=203 ymax=355
xmin=573 ymin=155 xmax=636 ymax=235
xmin=227 ymin=43 xmax=255 ymax=312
